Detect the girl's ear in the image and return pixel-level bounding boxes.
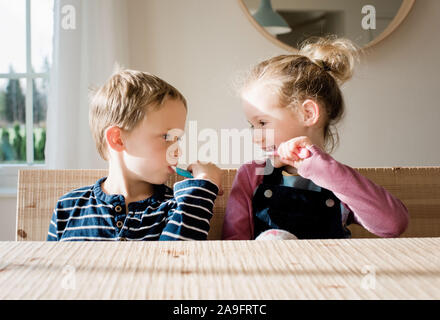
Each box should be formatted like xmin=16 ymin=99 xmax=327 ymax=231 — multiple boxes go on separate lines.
xmin=105 ymin=126 xmax=125 ymax=153
xmin=300 ymin=99 xmax=320 ymax=126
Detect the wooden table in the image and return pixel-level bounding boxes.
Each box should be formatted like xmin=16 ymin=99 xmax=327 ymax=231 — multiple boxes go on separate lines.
xmin=0 ymin=238 xmax=439 ymax=299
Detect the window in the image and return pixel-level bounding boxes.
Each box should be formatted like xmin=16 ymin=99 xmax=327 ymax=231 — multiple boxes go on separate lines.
xmin=0 ymin=0 xmax=54 ymax=166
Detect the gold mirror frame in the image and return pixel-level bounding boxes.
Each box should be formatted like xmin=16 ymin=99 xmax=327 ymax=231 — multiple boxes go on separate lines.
xmin=238 ymin=0 xmax=416 ymax=51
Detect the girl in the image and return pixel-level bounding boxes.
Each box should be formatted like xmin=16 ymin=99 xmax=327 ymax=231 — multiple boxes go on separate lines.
xmin=222 ymin=37 xmax=409 ymax=240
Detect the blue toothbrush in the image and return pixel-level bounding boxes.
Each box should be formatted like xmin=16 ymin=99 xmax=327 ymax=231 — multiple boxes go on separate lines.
xmin=173 ymin=166 xmax=194 ymax=178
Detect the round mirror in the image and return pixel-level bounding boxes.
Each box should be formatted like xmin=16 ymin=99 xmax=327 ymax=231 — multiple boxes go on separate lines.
xmin=238 ymin=0 xmax=415 ymax=51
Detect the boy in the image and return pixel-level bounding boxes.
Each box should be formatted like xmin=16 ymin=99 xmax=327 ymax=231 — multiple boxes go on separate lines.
xmin=47 ymin=70 xmax=222 ymax=241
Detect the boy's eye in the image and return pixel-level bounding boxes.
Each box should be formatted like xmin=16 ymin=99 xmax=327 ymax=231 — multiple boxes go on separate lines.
xmin=163 ymin=134 xmax=182 ymax=142
xmin=259 ymin=120 xmax=267 ymax=127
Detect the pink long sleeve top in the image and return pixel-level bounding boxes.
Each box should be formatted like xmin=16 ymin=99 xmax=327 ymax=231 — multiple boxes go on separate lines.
xmin=222 ymin=145 xmax=409 ymax=240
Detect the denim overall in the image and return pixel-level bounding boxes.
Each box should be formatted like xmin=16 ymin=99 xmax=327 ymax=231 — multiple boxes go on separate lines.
xmin=252 ymin=161 xmax=351 ymax=240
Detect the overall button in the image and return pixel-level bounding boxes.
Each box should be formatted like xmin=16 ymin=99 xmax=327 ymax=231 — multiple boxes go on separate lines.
xmin=120 ymin=237 xmax=127 ymax=241
xmin=116 ymin=220 xmax=124 ymax=228
xmin=264 ymin=189 xmax=273 ymax=198
xmin=325 ymin=199 xmax=335 ymax=207
xmin=115 ymin=205 xmax=123 ymax=213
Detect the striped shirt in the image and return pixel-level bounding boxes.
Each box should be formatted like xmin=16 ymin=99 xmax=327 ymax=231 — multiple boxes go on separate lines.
xmin=47 ymin=177 xmax=219 ymax=241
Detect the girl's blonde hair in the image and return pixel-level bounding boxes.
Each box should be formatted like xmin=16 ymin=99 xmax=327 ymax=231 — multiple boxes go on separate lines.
xmin=243 ymin=36 xmax=360 ymax=153
xmin=89 ymin=69 xmax=187 ymax=160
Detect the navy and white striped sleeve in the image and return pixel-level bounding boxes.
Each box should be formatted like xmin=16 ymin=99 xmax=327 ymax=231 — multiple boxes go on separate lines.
xmin=47 ymin=205 xmax=59 ymax=241
xmin=159 ymin=179 xmax=219 ymax=240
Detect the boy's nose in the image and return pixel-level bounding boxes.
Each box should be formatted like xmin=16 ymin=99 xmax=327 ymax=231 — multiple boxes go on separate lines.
xmin=166 ymin=144 xmax=181 ymax=166
xmin=174 ymin=146 xmax=181 ymax=158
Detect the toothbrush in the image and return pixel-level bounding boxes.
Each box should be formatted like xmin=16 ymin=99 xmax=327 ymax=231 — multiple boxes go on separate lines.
xmin=264 ymin=150 xmax=279 ymax=157
xmin=172 ymin=166 xmax=194 ymax=178
xmin=265 ymin=147 xmax=310 ymax=159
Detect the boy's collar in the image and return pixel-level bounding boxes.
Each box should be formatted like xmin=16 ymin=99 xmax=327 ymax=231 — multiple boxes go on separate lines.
xmin=93 ymin=177 xmax=168 ymax=206
xmin=94 ymin=177 xmax=125 ymax=205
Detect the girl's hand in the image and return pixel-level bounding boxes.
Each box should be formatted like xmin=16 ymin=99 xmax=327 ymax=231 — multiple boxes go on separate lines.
xmin=277 ymin=136 xmax=313 ymax=169
xmin=187 ymin=161 xmax=224 ymax=196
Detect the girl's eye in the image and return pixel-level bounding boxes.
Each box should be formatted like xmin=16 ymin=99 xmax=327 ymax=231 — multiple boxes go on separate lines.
xmin=248 ymin=121 xmax=266 ymax=129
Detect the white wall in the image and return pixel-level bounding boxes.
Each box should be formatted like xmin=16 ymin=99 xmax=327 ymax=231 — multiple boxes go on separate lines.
xmin=1 ymin=0 xmax=439 ymax=240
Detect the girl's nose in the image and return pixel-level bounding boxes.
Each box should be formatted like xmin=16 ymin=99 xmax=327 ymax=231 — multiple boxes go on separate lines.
xmin=252 ymin=128 xmax=265 ymax=145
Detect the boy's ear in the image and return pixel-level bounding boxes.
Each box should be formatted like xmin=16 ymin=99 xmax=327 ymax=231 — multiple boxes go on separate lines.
xmin=300 ymin=99 xmax=320 ymax=126
xmin=105 ymin=126 xmax=125 ymax=152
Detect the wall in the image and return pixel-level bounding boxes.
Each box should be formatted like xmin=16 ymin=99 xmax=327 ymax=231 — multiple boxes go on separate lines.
xmin=1 ymin=0 xmax=439 ymax=240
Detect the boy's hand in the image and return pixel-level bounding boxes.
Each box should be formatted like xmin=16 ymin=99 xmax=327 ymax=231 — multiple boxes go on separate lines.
xmin=277 ymin=136 xmax=313 ymax=169
xmin=187 ymin=161 xmax=224 ymax=196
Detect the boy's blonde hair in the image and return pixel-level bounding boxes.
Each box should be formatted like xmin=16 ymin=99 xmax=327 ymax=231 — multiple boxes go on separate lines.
xmin=89 ymin=69 xmax=187 ymax=160
xmin=242 ymin=36 xmax=360 ymax=153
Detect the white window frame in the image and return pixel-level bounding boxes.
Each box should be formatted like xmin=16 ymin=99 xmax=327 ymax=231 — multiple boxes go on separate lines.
xmin=0 ymin=0 xmax=50 ymax=196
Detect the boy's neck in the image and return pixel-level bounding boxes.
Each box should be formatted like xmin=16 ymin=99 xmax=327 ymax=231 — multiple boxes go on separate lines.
xmin=102 ymin=163 xmax=154 ymax=205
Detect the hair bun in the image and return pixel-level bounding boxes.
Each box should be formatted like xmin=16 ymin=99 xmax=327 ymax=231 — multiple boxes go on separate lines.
xmin=299 ymin=36 xmax=360 ymax=85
